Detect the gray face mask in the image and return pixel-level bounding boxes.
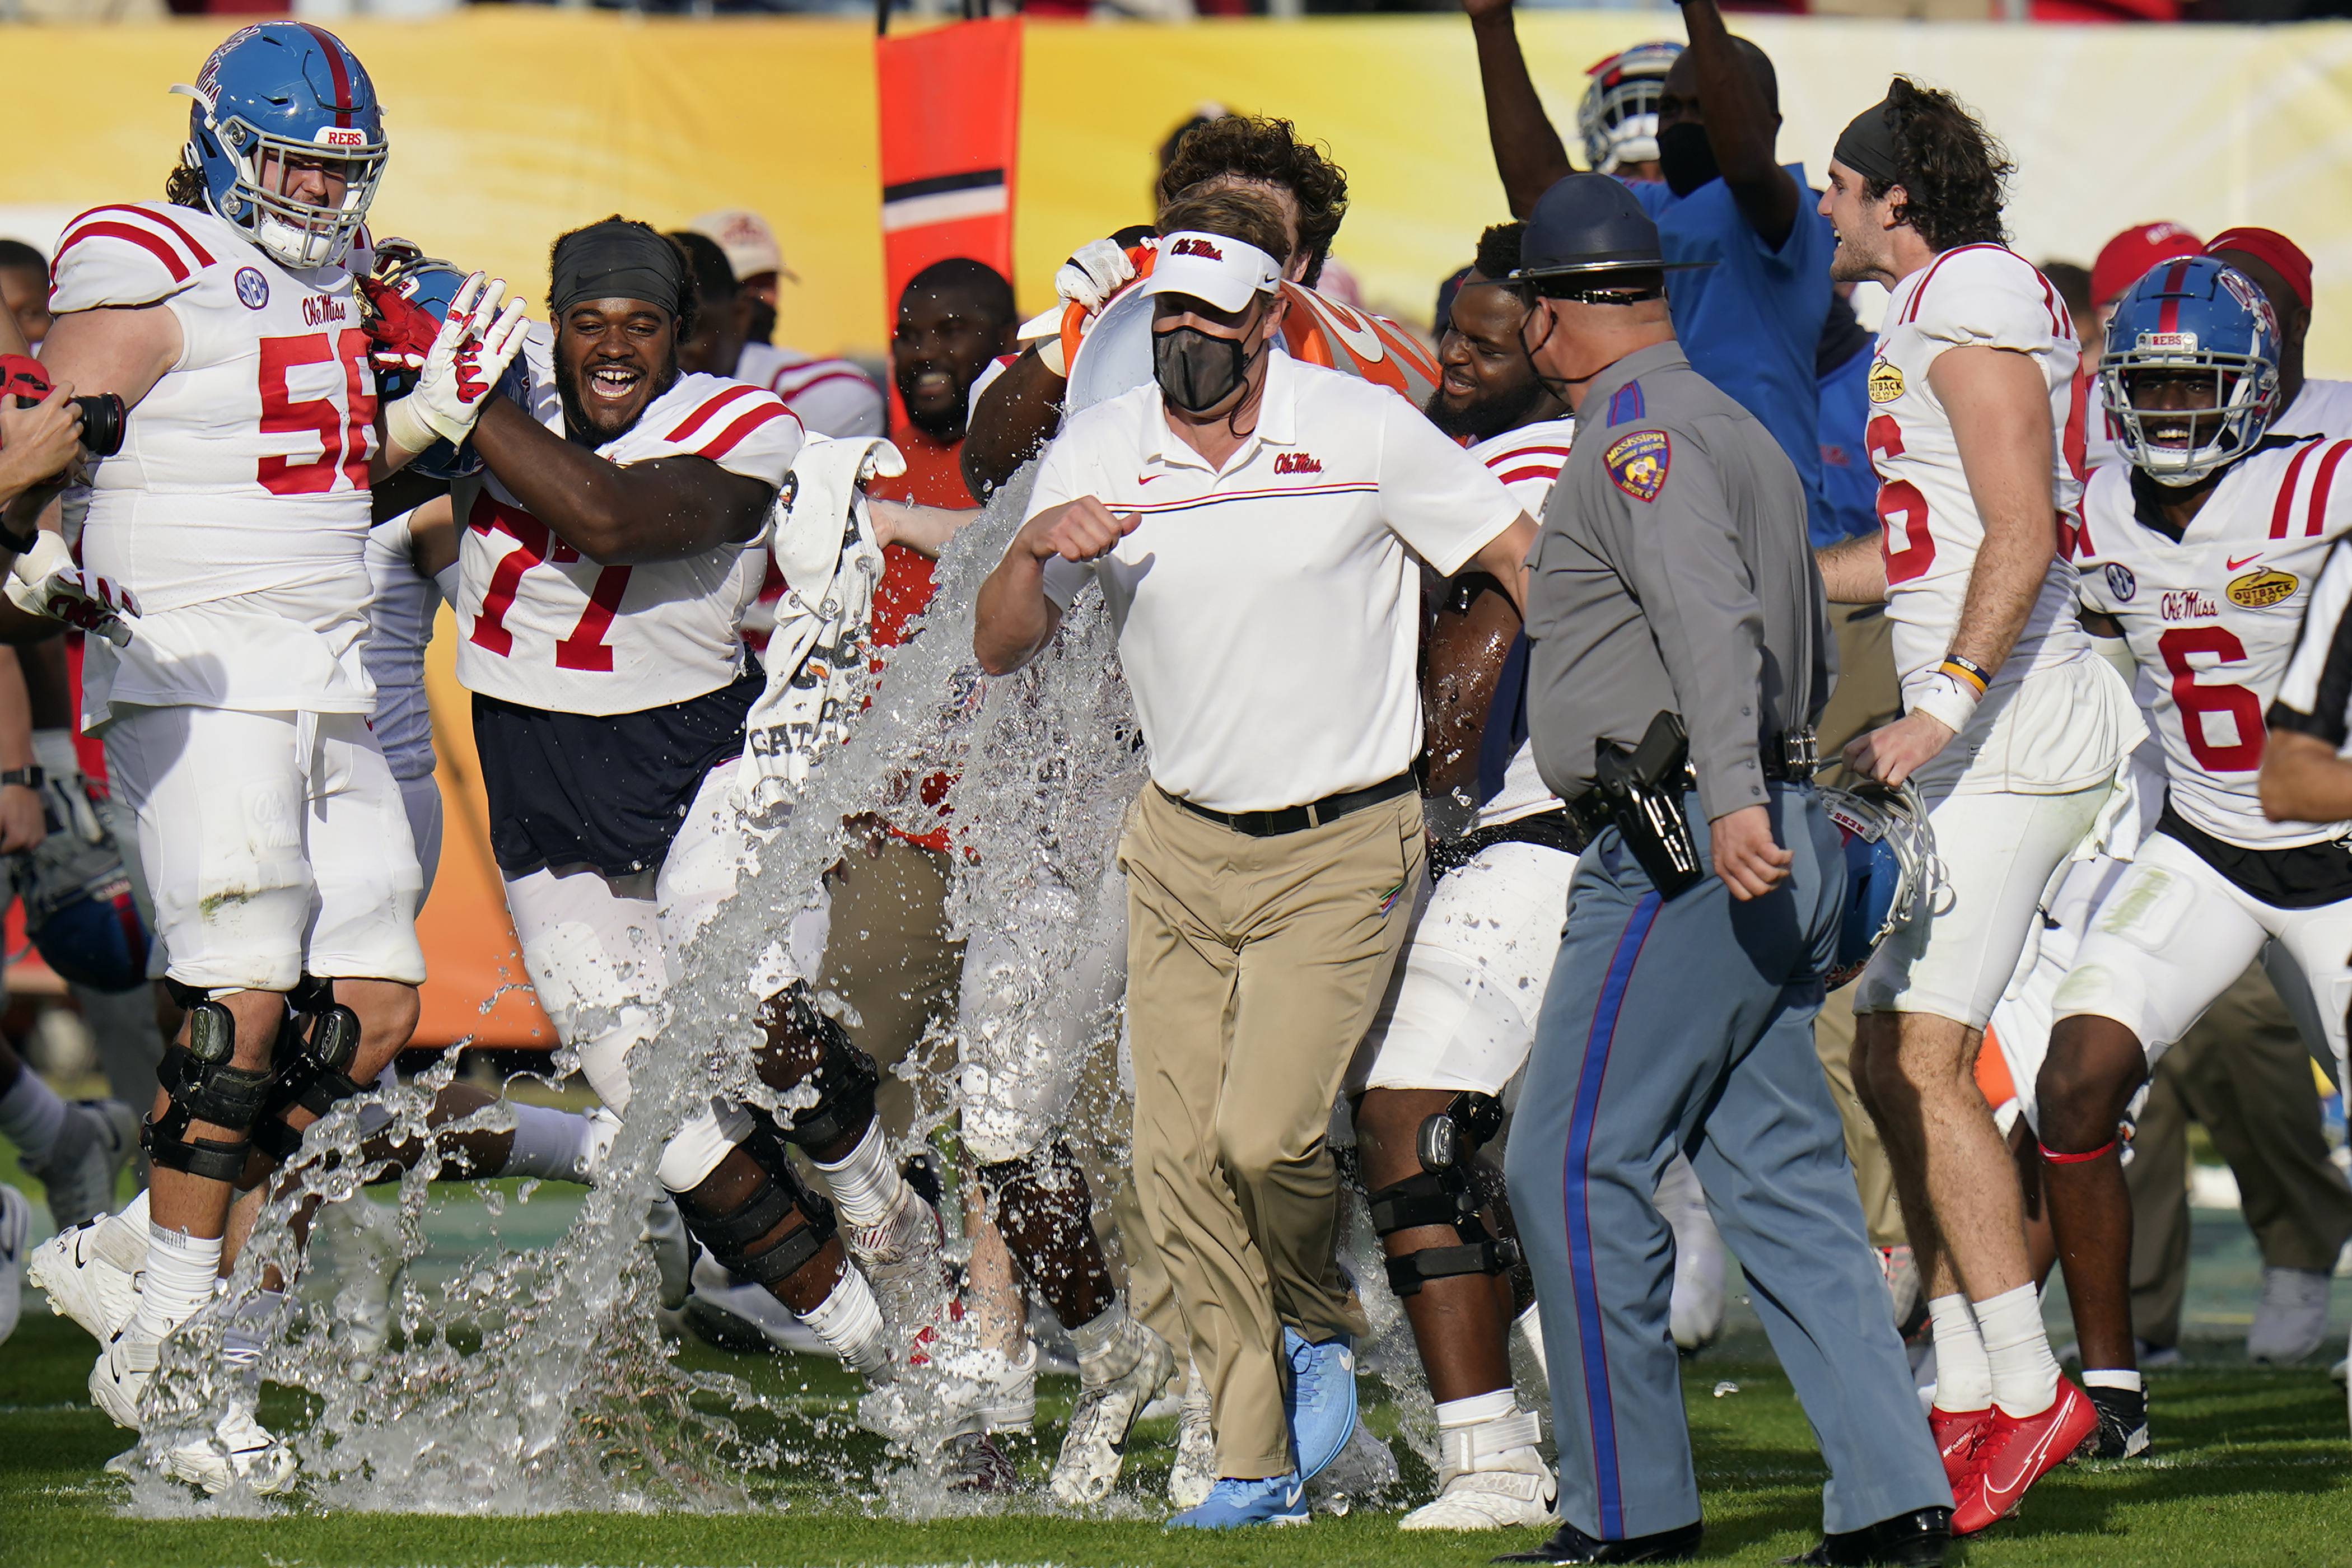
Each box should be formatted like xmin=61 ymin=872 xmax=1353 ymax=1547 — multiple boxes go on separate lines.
xmin=1153 ymin=324 xmax=1257 ymax=413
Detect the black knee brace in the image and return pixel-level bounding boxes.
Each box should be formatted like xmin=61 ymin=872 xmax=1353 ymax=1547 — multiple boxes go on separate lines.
xmin=250 ymin=976 xmax=371 ymax=1163
xmin=767 ymin=984 xmax=880 ymax=1154
xmin=143 ymin=981 xmax=277 ymax=1183
xmin=1368 ymin=1091 xmax=1518 ymax=1298
xmin=680 ymin=1118 xmax=837 ymax=1287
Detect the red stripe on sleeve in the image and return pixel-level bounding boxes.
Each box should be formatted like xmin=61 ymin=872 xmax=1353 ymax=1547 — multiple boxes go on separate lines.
xmin=698 ymin=404 xmax=792 ymax=463
xmin=2307 ymin=441 xmax=2352 ymax=537
xmin=1485 ymin=445 xmax=1572 ymax=468
xmin=68 ymin=205 xmax=216 ymax=270
xmin=1496 ymin=463 xmax=1565 ymax=486
xmin=665 ymin=384 xmax=761 ymax=443
xmin=57 ymin=222 xmax=190 ymax=284
xmin=2273 ymin=441 xmax=2321 ymax=538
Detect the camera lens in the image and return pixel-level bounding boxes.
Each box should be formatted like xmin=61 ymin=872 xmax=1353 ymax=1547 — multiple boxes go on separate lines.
xmin=71 ymin=394 xmax=125 ymax=459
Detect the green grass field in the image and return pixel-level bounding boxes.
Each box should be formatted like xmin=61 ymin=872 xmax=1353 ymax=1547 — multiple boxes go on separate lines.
xmin=6 ymin=1302 xmax=2352 ymax=1568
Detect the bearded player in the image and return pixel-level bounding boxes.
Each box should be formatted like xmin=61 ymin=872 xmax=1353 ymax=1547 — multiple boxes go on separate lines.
xmin=2040 ymin=258 xmax=2352 ymax=1458
xmin=1814 ymin=79 xmax=2139 ymax=1533
xmin=15 ymin=23 xmax=531 ymax=1492
xmin=452 ymin=218 xmax=942 ymax=1397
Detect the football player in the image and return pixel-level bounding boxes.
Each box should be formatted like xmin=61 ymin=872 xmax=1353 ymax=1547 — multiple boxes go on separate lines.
xmin=20 ymin=23 xmax=529 ymax=1492
xmin=1814 ymin=78 xmax=2137 ymax=1533
xmin=449 ymin=217 xmax=937 ymax=1399
xmin=2042 ymin=257 xmax=2352 ymax=1455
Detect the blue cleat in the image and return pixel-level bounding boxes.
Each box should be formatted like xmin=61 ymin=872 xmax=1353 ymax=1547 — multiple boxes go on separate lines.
xmin=1164 ymin=1469 xmax=1309 ymax=1530
xmin=1284 ymin=1325 xmax=1358 ymax=1482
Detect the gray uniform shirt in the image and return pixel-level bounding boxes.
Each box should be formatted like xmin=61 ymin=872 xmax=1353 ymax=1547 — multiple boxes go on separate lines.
xmin=1525 ymin=340 xmax=1833 ymax=821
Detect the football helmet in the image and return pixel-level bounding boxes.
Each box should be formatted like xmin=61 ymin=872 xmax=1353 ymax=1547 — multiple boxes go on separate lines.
xmin=1819 ymin=780 xmax=1938 ymax=989
xmin=1576 ymin=43 xmax=1683 ymax=176
xmin=365 ymin=244 xmax=529 ymax=481
xmin=2101 ymin=255 xmax=2281 ymax=488
xmin=12 ymin=781 xmax=149 ymax=995
xmin=171 ymin=22 xmax=387 ymax=272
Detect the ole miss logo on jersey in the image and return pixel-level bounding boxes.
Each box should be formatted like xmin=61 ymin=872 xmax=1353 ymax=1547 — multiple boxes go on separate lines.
xmin=1273 ymin=451 xmax=1323 ymax=475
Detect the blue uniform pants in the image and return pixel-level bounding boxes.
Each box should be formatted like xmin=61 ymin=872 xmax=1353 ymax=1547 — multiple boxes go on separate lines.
xmin=1505 ymin=785 xmax=1949 ymax=1539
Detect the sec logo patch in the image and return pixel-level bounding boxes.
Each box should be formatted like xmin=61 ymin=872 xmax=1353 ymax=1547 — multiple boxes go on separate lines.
xmin=1868 ymin=360 xmax=1905 ymax=403
xmin=2105 ymin=562 xmax=2136 ymax=602
xmin=2228 ymin=567 xmax=2297 ymax=609
xmin=1605 ymin=430 xmax=1671 ymax=503
xmin=234 ymin=267 xmax=269 ymax=310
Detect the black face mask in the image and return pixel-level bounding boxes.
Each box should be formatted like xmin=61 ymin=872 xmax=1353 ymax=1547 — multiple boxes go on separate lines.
xmin=1657 ymin=122 xmax=1720 ymax=198
xmin=1153 ymin=325 xmax=1256 ymax=414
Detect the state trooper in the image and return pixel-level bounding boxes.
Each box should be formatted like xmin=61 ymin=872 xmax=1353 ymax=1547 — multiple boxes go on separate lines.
xmin=1495 ymin=175 xmax=1952 ymax=1568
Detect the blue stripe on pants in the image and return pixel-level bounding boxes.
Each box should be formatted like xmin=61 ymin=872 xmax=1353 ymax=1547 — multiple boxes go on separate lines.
xmin=1562 ymin=889 xmax=1660 ymax=1541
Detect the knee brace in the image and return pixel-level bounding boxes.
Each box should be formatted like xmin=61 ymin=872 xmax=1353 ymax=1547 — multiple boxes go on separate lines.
xmin=766 ymin=984 xmax=880 ymax=1154
xmin=679 ymin=1117 xmax=837 ymax=1288
xmin=250 ymin=976 xmax=371 ymax=1163
xmin=1369 ymin=1092 xmax=1518 ymax=1298
xmin=143 ymin=981 xmax=277 ymax=1183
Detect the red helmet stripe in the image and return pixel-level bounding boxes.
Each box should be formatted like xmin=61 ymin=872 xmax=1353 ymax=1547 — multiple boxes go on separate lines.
xmin=2156 ymin=259 xmax=2193 ymax=337
xmin=298 ymin=23 xmax=355 ymax=129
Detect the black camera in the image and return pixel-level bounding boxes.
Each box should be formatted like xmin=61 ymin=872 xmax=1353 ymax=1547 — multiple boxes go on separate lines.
xmin=1 ymin=354 xmax=125 ymax=460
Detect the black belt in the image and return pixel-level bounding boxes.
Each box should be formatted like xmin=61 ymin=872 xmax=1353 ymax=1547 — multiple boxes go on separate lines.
xmin=1561 ymin=724 xmax=1818 ymax=836
xmin=1164 ymin=771 xmax=1417 ymax=838
xmin=1431 ymin=808 xmax=1590 ymax=876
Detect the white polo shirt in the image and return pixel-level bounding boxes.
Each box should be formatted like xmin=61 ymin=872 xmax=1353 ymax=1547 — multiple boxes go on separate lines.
xmin=1030 ymin=349 xmax=1522 ymax=814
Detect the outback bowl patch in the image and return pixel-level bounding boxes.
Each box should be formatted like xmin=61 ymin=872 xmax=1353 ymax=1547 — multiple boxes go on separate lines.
xmin=2228 ymin=567 xmax=2297 ymax=609
xmin=1868 ymin=360 xmax=1905 ymax=403
xmin=1605 ymin=430 xmax=1671 ymax=502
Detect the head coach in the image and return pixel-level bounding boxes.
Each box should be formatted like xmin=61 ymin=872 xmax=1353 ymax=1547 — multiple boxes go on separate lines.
xmin=1494 ymin=175 xmax=1950 ymax=1568
xmin=973 ymin=186 xmax=1537 ymax=1529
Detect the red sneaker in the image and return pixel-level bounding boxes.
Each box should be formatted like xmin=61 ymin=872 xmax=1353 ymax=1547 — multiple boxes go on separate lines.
xmin=1951 ymin=1379 xmax=2097 ymax=1536
xmin=1928 ymin=1403 xmax=1994 ymax=1487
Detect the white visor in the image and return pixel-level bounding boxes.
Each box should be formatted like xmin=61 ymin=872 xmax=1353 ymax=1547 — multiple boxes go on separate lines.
xmin=1140 ymin=231 xmax=1283 ymax=314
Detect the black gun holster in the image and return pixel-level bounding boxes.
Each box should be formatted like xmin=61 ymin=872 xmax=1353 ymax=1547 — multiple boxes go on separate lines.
xmin=1594 ymin=711 xmax=1705 ymax=900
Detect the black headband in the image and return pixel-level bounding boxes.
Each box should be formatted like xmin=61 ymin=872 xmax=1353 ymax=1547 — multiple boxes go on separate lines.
xmin=1833 ymin=96 xmax=1903 ymax=189
xmin=550 ymin=220 xmax=688 ymax=320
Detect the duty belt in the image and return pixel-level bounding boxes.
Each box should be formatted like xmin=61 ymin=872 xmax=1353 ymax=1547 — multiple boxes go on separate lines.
xmin=1561 ymin=723 xmax=1820 ymax=834
xmin=1165 ymin=770 xmax=1417 ymax=838
xmin=1430 ymin=808 xmax=1590 ymax=876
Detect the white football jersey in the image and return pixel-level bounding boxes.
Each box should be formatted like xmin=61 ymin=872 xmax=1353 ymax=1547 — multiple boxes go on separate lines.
xmin=1869 ymin=245 xmax=2089 ymax=696
xmin=2075 ymin=436 xmax=2352 ymax=847
xmin=1468 ymin=417 xmax=1572 ymax=829
xmin=735 ymin=341 xmax=884 ymax=439
xmin=452 ymin=356 xmax=802 ymax=716
xmin=53 ymin=202 xmax=375 ymax=614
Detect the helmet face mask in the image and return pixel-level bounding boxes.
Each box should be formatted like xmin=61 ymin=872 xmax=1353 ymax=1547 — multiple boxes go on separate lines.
xmin=2101 ymin=256 xmax=2281 ymax=489
xmin=1576 ymin=43 xmax=1682 ymax=175
xmin=174 ymin=24 xmax=388 ymax=273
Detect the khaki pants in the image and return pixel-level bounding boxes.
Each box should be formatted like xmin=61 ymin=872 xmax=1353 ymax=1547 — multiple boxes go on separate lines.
xmin=818 ymin=836 xmax=962 ymax=1140
xmin=1121 ymin=783 xmax=1420 ymax=1477
xmin=1813 ymin=604 xmax=1908 ymax=1245
xmin=2128 ymin=963 xmax=2352 ymax=1346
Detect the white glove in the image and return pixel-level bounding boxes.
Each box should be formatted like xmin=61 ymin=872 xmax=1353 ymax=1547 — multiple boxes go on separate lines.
xmin=1054 ymin=237 xmax=1141 ymax=316
xmin=6 ymin=533 xmax=137 ymax=647
xmin=384 ymin=272 xmax=532 ymax=455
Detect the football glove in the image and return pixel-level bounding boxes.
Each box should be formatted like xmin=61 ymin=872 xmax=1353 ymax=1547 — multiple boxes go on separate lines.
xmin=1055 ymin=237 xmax=1141 ymax=318
xmin=382 ymin=272 xmax=531 ymax=455
xmin=6 ymin=533 xmax=137 ymax=647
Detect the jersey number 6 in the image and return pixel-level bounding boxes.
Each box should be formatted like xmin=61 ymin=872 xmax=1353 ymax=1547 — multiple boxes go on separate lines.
xmin=1867 ymin=416 xmax=1935 ymax=585
xmin=2159 ymin=624 xmax=2266 ymax=774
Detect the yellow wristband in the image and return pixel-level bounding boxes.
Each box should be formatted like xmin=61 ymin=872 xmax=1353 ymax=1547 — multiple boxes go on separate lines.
xmin=1938 ymin=656 xmax=1991 ymax=697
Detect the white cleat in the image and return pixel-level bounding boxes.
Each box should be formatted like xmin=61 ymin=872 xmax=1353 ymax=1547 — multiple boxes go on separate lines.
xmin=1397 ymin=1410 xmax=1557 ymax=1531
xmin=90 ymin=1323 xmax=160 ymax=1432
xmin=30 ymin=1189 xmax=150 ymax=1343
xmin=0 ymin=1184 xmax=29 ymax=1346
xmin=859 ymin=1335 xmax=1038 ymax=1450
xmin=1167 ymin=1368 xmax=1215 ymax=1510
xmin=846 ymin=1183 xmax=947 ymax=1298
xmin=1049 ymin=1313 xmax=1176 ymax=1506
xmin=160 ymin=1404 xmax=296 ymax=1496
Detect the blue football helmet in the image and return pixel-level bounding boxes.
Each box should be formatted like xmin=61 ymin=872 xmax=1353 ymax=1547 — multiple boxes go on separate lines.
xmin=366 ymin=243 xmax=529 ymax=481
xmin=1819 ymin=781 xmax=1939 ymax=989
xmin=2101 ymin=255 xmax=2281 ymax=488
xmin=170 ymin=22 xmax=387 ymax=272
xmin=12 ymin=785 xmax=151 ymax=995
xmin=1578 ymin=43 xmax=1682 ymax=175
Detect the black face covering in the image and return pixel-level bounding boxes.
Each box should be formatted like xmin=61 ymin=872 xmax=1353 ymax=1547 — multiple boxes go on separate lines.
xmin=1154 ymin=324 xmax=1256 ymax=414
xmin=1656 ymin=122 xmax=1720 ymax=199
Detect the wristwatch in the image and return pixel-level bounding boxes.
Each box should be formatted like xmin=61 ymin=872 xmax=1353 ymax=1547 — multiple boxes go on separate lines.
xmin=0 ymin=767 xmax=44 ymax=790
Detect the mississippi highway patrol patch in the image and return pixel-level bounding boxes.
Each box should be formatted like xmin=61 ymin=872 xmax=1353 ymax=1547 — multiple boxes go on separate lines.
xmin=1605 ymin=430 xmax=1671 ymax=502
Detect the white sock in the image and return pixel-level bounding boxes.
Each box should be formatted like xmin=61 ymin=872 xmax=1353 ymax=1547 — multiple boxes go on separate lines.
xmin=498 ymin=1104 xmax=600 ymax=1183
xmin=1436 ymin=1387 xmax=1519 ymax=1430
xmin=133 ymin=1225 xmax=223 ymax=1341
xmin=1976 ymin=1282 xmax=2060 ymax=1417
xmin=0 ymin=1063 xmax=68 ymax=1167
xmin=2081 ymin=1368 xmax=2143 ymax=1393
xmin=1514 ymin=1302 xmax=1548 ymax=1382
xmin=797 ymin=1266 xmax=889 ymax=1375
xmin=1928 ymin=1294 xmax=1992 ymax=1412
xmin=220 ymin=1289 xmax=283 ymax=1389
xmin=1069 ymin=1299 xmax=1141 ymax=1385
xmin=812 ymin=1121 xmax=903 ymax=1230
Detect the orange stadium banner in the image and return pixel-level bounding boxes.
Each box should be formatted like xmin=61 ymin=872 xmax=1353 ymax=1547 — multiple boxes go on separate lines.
xmin=875 ymin=15 xmax=1023 ymax=355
